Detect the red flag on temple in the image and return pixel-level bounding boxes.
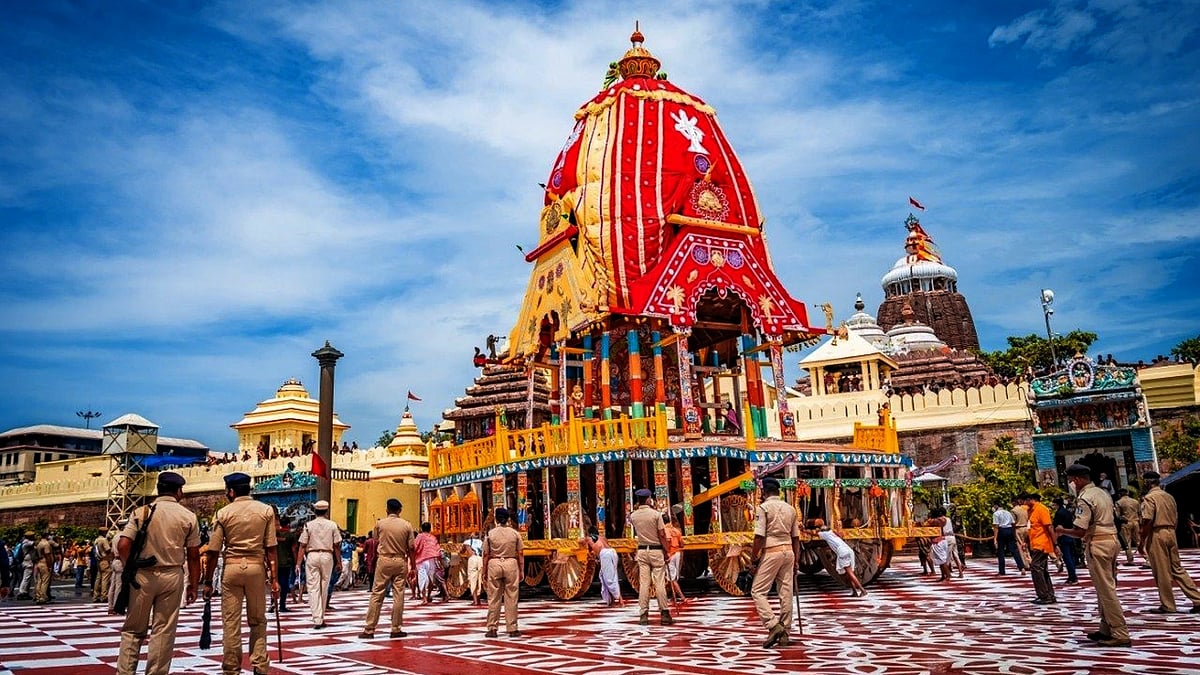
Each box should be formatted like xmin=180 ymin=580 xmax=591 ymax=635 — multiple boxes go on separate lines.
xmin=311 ymin=451 xmax=330 ymax=480
xmin=407 ymin=390 xmax=422 ymax=401
xmin=908 ymin=196 xmax=925 ymax=211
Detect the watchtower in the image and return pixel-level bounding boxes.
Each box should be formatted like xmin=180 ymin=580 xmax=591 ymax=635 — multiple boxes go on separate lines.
xmin=102 ymin=413 xmax=159 ymax=531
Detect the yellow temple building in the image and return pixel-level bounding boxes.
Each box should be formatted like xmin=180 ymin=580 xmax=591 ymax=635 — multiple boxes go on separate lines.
xmin=370 ymin=410 xmax=430 ymax=484
xmin=231 ymin=378 xmax=349 ymax=457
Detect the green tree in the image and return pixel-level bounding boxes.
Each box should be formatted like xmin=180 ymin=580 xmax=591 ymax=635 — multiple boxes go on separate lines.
xmin=1156 ymin=415 xmax=1200 ymax=471
xmin=948 ymin=437 xmax=1038 ymax=540
xmin=375 ymin=429 xmax=396 ymax=449
xmin=1171 ymin=334 xmax=1200 ymax=364
xmin=977 ymin=330 xmax=1099 ymax=378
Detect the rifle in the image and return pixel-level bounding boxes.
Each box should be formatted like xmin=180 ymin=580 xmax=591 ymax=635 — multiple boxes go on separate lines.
xmin=113 ymin=504 xmax=159 ymax=615
xmin=199 ymin=597 xmax=212 ymax=649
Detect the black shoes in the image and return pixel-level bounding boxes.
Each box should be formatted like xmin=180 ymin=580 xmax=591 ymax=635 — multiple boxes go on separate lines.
xmin=358 ymin=632 xmax=374 ymax=639
xmin=508 ymin=631 xmax=522 ymax=638
xmin=485 ymin=630 xmax=498 ymax=638
xmin=1032 ymin=598 xmax=1057 ymax=605
xmin=1095 ymin=638 xmax=1132 ymax=647
xmin=389 ymin=631 xmax=407 ymax=638
xmin=1086 ymin=631 xmax=1112 ymax=642
xmin=638 ymin=614 xmax=649 ymax=626
xmin=660 ymin=610 xmax=674 ymax=626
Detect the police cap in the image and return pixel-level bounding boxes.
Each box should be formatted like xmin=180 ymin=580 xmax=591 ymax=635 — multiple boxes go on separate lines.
xmin=1065 ymin=463 xmax=1092 ymax=477
xmin=761 ymin=476 xmax=781 ymax=491
xmin=313 ymin=500 xmax=330 ymax=510
xmin=386 ymin=498 xmax=402 ymax=511
xmin=157 ymin=471 xmax=186 ymax=490
xmin=223 ymin=472 xmax=252 ymax=488
xmin=634 ymin=488 xmax=652 ymax=500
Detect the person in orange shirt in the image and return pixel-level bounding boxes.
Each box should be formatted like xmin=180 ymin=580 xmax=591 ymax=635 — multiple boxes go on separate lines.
xmin=1025 ymin=493 xmax=1058 ymax=605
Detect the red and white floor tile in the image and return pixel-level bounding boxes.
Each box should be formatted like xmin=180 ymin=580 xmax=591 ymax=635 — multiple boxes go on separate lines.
xmin=2 ymin=551 xmax=1199 ymax=674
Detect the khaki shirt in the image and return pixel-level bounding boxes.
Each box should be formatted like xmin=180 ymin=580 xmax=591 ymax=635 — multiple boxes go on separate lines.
xmin=36 ymin=538 xmax=53 ymax=563
xmin=1072 ymin=484 xmax=1118 ymax=540
xmin=207 ymin=496 xmax=277 ymax=558
xmin=299 ymin=516 xmax=342 ymax=552
xmin=483 ymin=525 xmax=523 ymax=559
xmin=1140 ymin=487 xmax=1177 ymax=529
xmin=374 ymin=515 xmax=415 ymax=558
xmin=122 ymin=495 xmax=201 ymax=568
xmin=1116 ymin=496 xmax=1140 ymax=524
xmin=1012 ymin=504 xmax=1030 ymax=527
xmin=629 ymin=505 xmax=666 ymax=546
xmin=94 ymin=535 xmax=113 ymax=561
xmin=754 ymin=495 xmax=800 ymax=548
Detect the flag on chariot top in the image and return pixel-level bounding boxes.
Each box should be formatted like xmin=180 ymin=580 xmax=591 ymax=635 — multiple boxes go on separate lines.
xmin=908 ymin=196 xmax=925 ymax=211
xmin=407 ymin=390 xmax=422 ymax=401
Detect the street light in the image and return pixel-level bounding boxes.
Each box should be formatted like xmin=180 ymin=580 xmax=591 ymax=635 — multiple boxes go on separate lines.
xmin=76 ymin=409 xmax=102 ymax=429
xmin=1040 ymin=289 xmax=1057 ymax=369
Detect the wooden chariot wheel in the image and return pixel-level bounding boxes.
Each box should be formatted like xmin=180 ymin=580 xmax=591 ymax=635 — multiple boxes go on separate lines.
xmin=814 ymin=537 xmax=894 ymax=586
xmin=523 ymin=557 xmax=546 ymax=588
xmin=796 ymin=543 xmax=825 ymax=576
xmin=543 ymin=503 xmax=596 ymax=599
xmin=444 ymin=549 xmax=470 ymax=599
xmin=619 ymin=551 xmax=639 ymax=591
xmin=707 ymin=543 xmax=753 ymax=596
xmin=546 ymin=549 xmax=598 ymax=600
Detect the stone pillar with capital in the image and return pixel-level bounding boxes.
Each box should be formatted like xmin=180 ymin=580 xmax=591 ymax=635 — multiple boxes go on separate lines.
xmin=312 ymin=340 xmax=344 ymax=503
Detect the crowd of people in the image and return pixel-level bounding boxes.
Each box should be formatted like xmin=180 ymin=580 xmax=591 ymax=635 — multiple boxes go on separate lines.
xmin=6 ymin=464 xmax=1200 ymax=672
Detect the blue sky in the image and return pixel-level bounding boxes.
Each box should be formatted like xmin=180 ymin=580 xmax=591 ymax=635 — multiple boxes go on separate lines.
xmin=1 ymin=1 xmax=1197 ymax=452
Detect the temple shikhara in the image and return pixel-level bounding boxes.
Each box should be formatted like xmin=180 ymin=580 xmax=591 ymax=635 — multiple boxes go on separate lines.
xmin=427 ymin=29 xmax=937 ymax=601
xmin=499 ymin=27 xmax=821 ymax=439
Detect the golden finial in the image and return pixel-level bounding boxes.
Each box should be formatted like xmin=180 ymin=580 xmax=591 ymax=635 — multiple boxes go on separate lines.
xmin=618 ymin=21 xmax=661 ymax=80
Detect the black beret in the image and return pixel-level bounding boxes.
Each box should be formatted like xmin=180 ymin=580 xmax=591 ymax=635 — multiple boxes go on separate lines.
xmin=635 ymin=488 xmax=653 ymax=499
xmin=223 ymin=472 xmax=252 ymax=487
xmin=157 ymin=471 xmax=186 ymax=489
xmin=761 ymin=476 xmax=780 ymax=490
xmin=386 ymin=498 xmax=402 ymax=511
xmin=495 ymin=507 xmax=510 ymax=520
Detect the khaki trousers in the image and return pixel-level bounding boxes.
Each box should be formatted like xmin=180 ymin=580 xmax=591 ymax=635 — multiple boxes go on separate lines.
xmin=1120 ymin=523 xmax=1139 ymax=562
xmin=33 ymin=560 xmax=51 ymax=602
xmin=109 ymin=559 xmax=124 ymax=610
xmin=94 ymin=559 xmax=112 ymax=602
xmin=1015 ymin=527 xmax=1031 ymax=567
xmin=1147 ymin=528 xmax=1200 ymax=611
xmin=751 ymin=550 xmax=795 ymax=631
xmin=1086 ymin=537 xmax=1128 ymax=641
xmin=221 ymin=558 xmax=268 ymax=675
xmin=635 ymin=549 xmax=668 ymax=616
xmin=363 ymin=555 xmax=408 ymax=633
xmin=486 ymin=558 xmax=520 ymax=633
xmin=116 ymin=567 xmax=184 ymax=675
xmin=305 ymin=551 xmax=335 ymax=625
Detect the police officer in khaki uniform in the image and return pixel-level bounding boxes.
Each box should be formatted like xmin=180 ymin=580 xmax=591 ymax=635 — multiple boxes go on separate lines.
xmin=1138 ymin=471 xmax=1200 ymax=614
xmin=629 ymin=488 xmax=673 ymax=626
xmin=1056 ymin=463 xmax=1129 ymax=647
xmin=750 ymin=477 xmax=801 ymax=648
xmin=482 ymin=507 xmax=524 ymax=638
xmin=297 ymin=499 xmax=341 ymax=628
xmin=116 ymin=471 xmax=202 ymax=675
xmin=33 ymin=531 xmax=54 ymax=604
xmin=108 ymin=519 xmax=128 ymax=612
xmin=1115 ymin=489 xmax=1141 ymax=565
xmin=359 ymin=498 xmax=415 ymax=639
xmin=93 ymin=528 xmax=115 ymax=603
xmin=202 ymin=472 xmax=279 ymax=675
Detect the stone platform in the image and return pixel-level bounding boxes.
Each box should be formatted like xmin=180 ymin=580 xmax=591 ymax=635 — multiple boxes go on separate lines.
xmin=2 ymin=551 xmax=1198 ymax=674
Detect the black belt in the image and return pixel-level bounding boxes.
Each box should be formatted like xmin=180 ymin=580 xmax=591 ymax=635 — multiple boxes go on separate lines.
xmin=637 ymin=544 xmax=662 ymax=550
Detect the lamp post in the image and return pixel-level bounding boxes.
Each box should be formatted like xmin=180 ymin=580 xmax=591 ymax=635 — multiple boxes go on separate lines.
xmin=1040 ymin=289 xmax=1057 ymax=369
xmin=76 ymin=409 xmax=102 ymax=429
